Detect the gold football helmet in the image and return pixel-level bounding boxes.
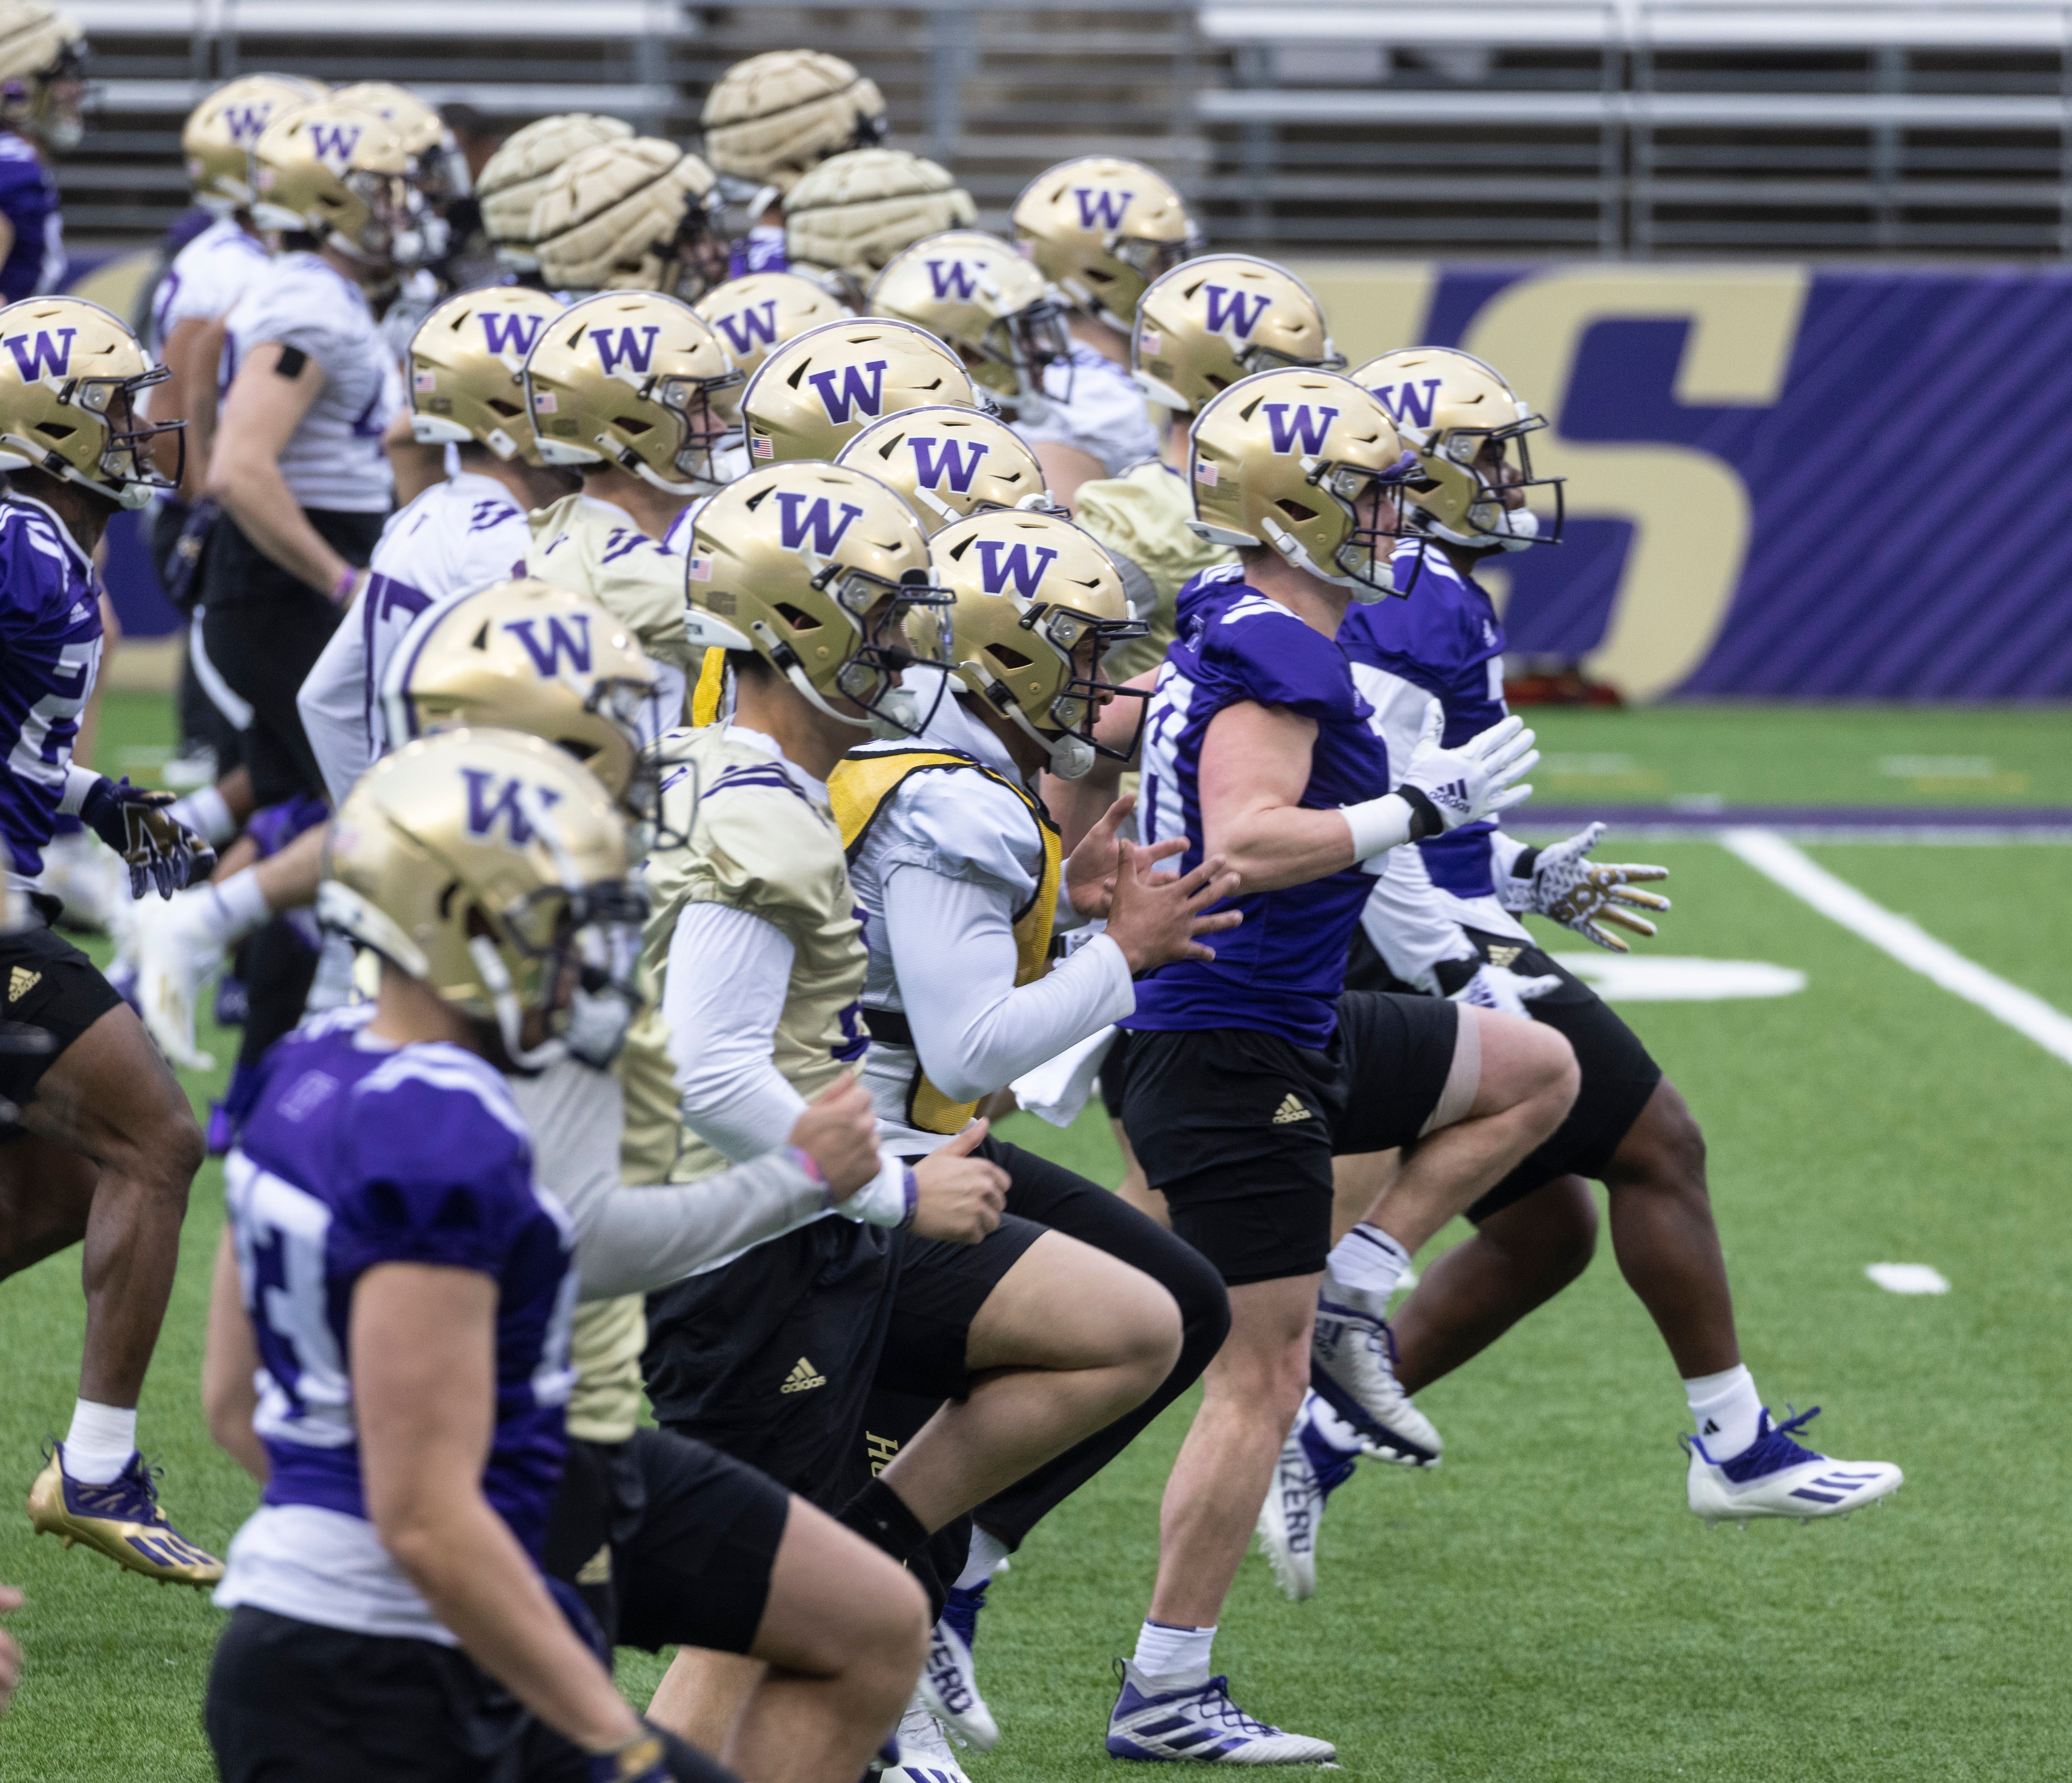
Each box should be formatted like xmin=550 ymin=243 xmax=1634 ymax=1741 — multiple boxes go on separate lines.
xmin=867 ymin=230 xmax=1072 ymax=418
xmin=699 ymin=49 xmax=887 ymax=195
xmin=1352 ymin=348 xmax=1564 ymax=553
xmin=331 ymin=80 xmax=469 ymax=206
xmin=250 ymin=99 xmax=430 ymax=268
xmin=530 ymin=137 xmax=727 ymax=301
xmin=181 ymin=74 xmax=329 ymax=214
xmin=0 ymin=296 xmax=182 ymax=509
xmin=681 ymin=461 xmax=952 ymax=736
xmin=321 ymin=728 xmax=646 ymax=1070
xmin=477 ymin=112 xmax=635 ymax=273
xmin=783 ymin=149 xmax=978 ymax=304
xmin=521 ymin=290 xmax=743 ymax=494
xmin=1134 ymin=254 xmax=1341 ymax=413
xmin=835 ymin=405 xmax=1056 ymax=534
xmin=741 ymin=317 xmax=974 ymax=465
xmin=406 ymin=285 xmax=568 ymax=464
xmin=694 ymin=270 xmax=847 ymax=381
xmin=931 ymin=510 xmax=1144 ymax=779
xmin=1011 ymin=157 xmax=1200 ymax=334
xmin=0 ymin=1 xmax=85 ymax=151
xmin=1188 ymin=368 xmax=1409 ymax=600
xmin=380 ymin=578 xmax=663 ymax=816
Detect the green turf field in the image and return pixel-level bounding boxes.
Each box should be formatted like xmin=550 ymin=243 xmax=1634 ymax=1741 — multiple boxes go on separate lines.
xmin=4 ymin=699 xmax=2070 ymax=1780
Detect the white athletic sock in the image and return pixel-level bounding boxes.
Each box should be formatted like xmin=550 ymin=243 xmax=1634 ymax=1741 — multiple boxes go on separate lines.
xmin=1684 ymin=1364 xmax=1762 ymax=1460
xmin=955 ymin=1527 xmax=1011 ymax=1591
xmin=198 ymin=868 xmax=271 ymax=949
xmin=63 ymin=1399 xmax=137 ymax=1484
xmin=1133 ymin=1619 xmax=1214 ymax=1688
xmin=1325 ymin=1222 xmax=1412 ymax=1306
xmin=167 ymin=784 xmax=236 ymax=846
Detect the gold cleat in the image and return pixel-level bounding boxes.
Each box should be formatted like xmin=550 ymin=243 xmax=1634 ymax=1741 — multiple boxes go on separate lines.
xmin=27 ymin=1444 xmax=224 ymax=1588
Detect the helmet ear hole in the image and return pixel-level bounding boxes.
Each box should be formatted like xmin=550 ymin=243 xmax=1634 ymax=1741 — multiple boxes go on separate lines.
xmin=988 ymin=643 xmax=1033 ymax=671
xmin=613 ymin=415 xmax=652 ymax=435
xmin=772 ymin=601 xmax=821 ymax=633
xmin=1276 ymin=498 xmax=1317 ymax=523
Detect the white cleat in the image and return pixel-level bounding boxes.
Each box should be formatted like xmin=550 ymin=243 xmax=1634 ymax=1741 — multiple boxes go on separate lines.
xmin=915 ymin=1607 xmax=998 ymax=1751
xmin=1685 ymin=1406 xmax=1902 ymax=1525
xmin=1309 ymin=1294 xmax=1441 ymax=1468
xmin=885 ymin=1694 xmax=972 ymax=1783
xmin=1107 ymin=1661 xmax=1336 ymax=1764
xmin=1254 ymin=1392 xmax=1360 ymax=1603
xmin=131 ymin=885 xmax=225 ymax=1070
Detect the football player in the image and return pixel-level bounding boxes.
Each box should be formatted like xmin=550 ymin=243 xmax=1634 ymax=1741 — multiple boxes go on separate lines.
xmin=205 ymin=586 xmax=936 ymax=1783
xmin=635 ymin=461 xmax=1187 ymax=1756
xmin=529 ymin=134 xmax=730 ymax=305
xmin=700 ymin=49 xmax=888 ymax=277
xmin=829 ymin=509 xmax=1238 ymax=1773
xmin=1099 ymin=368 xmax=1577 ymax=1761
xmin=199 ymin=730 xmax=716 ymax=1783
xmin=0 ymin=296 xmax=222 ymax=1585
xmin=1009 ymin=157 xmax=1198 ymax=500
xmin=476 ymin=111 xmax=634 ymax=281
xmin=0 ymin=0 xmax=84 ymax=304
xmin=133 ymin=283 xmax=575 ymax=1074
xmin=782 ymin=148 xmax=977 ymax=309
xmin=696 ymin=270 xmax=848 ymax=385
xmin=1256 ymin=349 xmax=1902 ymax=1592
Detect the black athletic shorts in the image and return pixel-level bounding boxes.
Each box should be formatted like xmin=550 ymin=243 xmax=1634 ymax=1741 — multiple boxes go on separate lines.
xmin=643 ymin=1203 xmax=1044 ymax=1511
xmin=542 ymin=1426 xmax=790 ymax=1655
xmin=1108 ymin=990 xmax=1463 ymax=1285
xmin=199 ymin=508 xmax=381 ymax=805
xmin=1344 ymin=925 xmax=1663 ymax=1221
xmin=0 ymin=922 xmax=123 ymax=1135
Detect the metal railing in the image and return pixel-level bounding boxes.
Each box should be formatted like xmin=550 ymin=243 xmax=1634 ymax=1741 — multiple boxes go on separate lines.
xmin=54 ymin=0 xmax=2072 ymax=258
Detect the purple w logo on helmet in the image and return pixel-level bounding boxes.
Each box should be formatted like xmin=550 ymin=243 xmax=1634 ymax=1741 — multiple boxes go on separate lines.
xmin=774 ymin=490 xmax=865 ymax=555
xmin=1262 ymin=403 xmax=1337 ymax=455
xmin=501 ymin=614 xmax=592 ymax=679
xmin=805 ymin=358 xmax=888 ymax=424
xmin=308 ymin=121 xmax=363 ymax=164
xmin=973 ymin=538 xmax=1059 ymax=599
xmin=591 ymin=325 xmax=661 ymax=378
xmin=3 ymin=327 xmax=76 ymax=380
xmin=908 ymin=436 xmax=990 ymax=494
xmin=1368 ymin=379 xmax=1443 ymax=430
xmin=1071 ymin=187 xmax=1133 ymax=231
xmin=460 ymin=768 xmax=562 ymax=844
xmin=479 ymin=311 xmax=546 ymax=358
xmin=1202 ymin=285 xmax=1270 ymax=340
xmin=712 ymin=301 xmax=779 ymax=359
xmin=925 ymin=261 xmax=979 ymax=302
xmin=221 ymin=103 xmax=275 ymax=145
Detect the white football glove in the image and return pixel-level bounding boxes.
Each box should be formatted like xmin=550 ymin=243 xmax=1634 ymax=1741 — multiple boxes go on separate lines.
xmin=1501 ymin=821 xmax=1671 ymax=953
xmin=1397 ymin=708 xmax=1538 ymax=834
xmin=1447 ymin=962 xmax=1562 ymax=1017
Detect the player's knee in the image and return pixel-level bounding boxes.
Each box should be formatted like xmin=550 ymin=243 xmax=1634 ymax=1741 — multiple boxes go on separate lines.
xmin=1615 ymin=1082 xmax=1708 ymax=1200
xmin=1163 ymin=1243 xmax=1232 ymax=1373
xmin=1522 ymin=1022 xmax=1581 ymax=1121
xmin=1113 ymin=1274 xmax=1185 ymax=1386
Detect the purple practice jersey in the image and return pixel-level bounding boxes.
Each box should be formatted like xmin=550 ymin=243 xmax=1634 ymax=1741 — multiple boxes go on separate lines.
xmin=215 ymin=1005 xmax=577 ymax=1643
xmin=1337 ymin=541 xmax=1508 ymax=899
xmin=726 ymin=223 xmax=789 ymax=280
xmin=0 ymin=495 xmax=103 ymax=887
xmin=1127 ymin=564 xmax=1394 ymax=1048
xmin=0 ymin=132 xmax=62 ymax=302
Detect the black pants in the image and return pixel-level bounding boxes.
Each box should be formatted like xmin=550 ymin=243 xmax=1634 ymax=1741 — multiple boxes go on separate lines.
xmin=865 ymin=1135 xmax=1230 ymax=1557
xmin=199 ymin=508 xmax=381 ymax=805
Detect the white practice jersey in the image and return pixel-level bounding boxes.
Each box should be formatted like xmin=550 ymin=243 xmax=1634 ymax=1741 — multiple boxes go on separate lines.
xmin=296 ymin=472 xmax=531 ymax=806
xmin=220 ymin=251 xmax=401 ymax=513
xmin=1013 ymin=344 xmax=1160 ymax=477
xmin=149 ymin=216 xmax=271 ymax=355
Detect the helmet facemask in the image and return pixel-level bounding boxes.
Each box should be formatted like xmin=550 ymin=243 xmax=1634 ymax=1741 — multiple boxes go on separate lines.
xmin=801 ymin=568 xmax=956 ymax=740
xmin=1403 ymin=420 xmax=1564 ymax=555
xmin=1269 ymin=456 xmax=1416 ymax=604
xmin=969 ymin=296 xmax=1075 ymax=419
xmin=981 ymin=602 xmax=1146 ymax=780
xmin=40 ymin=366 xmax=184 ymax=511
xmin=640 ymin=363 xmax=747 ymax=493
xmin=3 ymin=37 xmax=87 ymax=152
xmin=468 ymin=863 xmax=650 ymax=1073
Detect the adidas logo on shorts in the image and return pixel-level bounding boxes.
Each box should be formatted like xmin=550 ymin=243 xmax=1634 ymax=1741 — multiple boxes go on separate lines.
xmin=1272 ymin=1093 xmax=1313 ymax=1126
xmin=8 ymin=967 xmax=40 ymax=1002
xmin=780 ymin=1355 xmax=827 ymax=1394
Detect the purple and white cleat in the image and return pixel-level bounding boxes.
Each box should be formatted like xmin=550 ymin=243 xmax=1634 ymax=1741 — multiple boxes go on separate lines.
xmin=1685 ymin=1406 xmax=1901 ymax=1526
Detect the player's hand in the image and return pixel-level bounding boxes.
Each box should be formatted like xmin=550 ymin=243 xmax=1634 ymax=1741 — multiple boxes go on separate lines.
xmin=1505 ymin=822 xmax=1671 ymax=953
xmin=0 ymin=1582 xmax=20 ymax=1716
xmin=910 ymin=1120 xmax=1008 ymax=1244
xmin=78 ymin=775 xmax=219 ymax=900
xmin=1447 ymin=962 xmax=1562 ymax=1017
xmin=1101 ymin=839 xmax=1242 ymax=974
xmin=787 ymin=1073 xmax=880 ymax=1197
xmin=589 ymin=1721 xmax=713 ymax=1781
xmin=1397 ymin=709 xmax=1537 ymax=833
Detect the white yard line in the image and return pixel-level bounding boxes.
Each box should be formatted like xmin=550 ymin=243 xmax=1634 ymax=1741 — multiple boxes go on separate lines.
xmin=1721 ymin=827 xmax=2072 ymax=1068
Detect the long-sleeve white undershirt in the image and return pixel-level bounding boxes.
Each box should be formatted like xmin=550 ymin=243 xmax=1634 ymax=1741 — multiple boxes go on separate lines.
xmin=662 ymin=901 xmax=807 ymax=1163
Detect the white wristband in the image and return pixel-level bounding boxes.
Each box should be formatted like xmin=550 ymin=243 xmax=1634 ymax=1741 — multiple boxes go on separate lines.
xmin=58 ymin=763 xmax=102 ymax=816
xmin=835 ymin=1149 xmax=909 ymax=1228
xmin=1340 ymin=792 xmax=1416 ymax=864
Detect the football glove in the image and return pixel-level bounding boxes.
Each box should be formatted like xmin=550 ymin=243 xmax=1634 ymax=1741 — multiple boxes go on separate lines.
xmin=1501 ymin=822 xmax=1670 ymax=953
xmin=78 ymin=775 xmax=219 ymax=900
xmin=589 ymin=1723 xmax=718 ymax=1783
xmin=1437 ymin=959 xmax=1562 ymax=1017
xmin=1397 ymin=709 xmax=1538 ymax=835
